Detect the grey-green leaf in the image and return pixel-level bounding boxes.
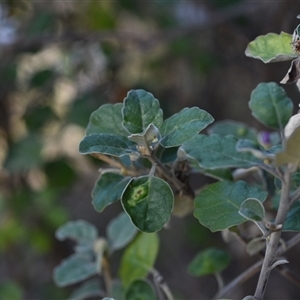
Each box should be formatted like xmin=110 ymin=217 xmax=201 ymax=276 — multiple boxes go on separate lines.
xmin=122 ymin=89 xmax=163 ymax=134
xmin=188 ymin=247 xmax=231 ymax=277
xmin=79 ymin=133 xmax=138 ymax=157
xmin=107 ymin=212 xmax=138 ymax=251
xmin=69 ymin=279 xmax=103 ymax=300
xmin=160 ymin=107 xmax=214 ymax=148
xmin=180 ymin=134 xmax=261 ymax=169
xmin=208 ymin=120 xmax=257 ymax=141
xmin=194 ymin=181 xmax=267 ymax=232
xmin=53 ymin=254 xmax=97 ymax=287
xmin=249 ymin=82 xmax=293 ymax=130
xmin=92 ymin=173 xmax=131 ymax=212
xmin=125 ymin=279 xmax=156 ymax=300
xmin=55 ymin=220 xmax=98 ymax=244
xmin=86 ymin=103 xmax=128 ymax=136
xmin=283 ymin=203 xmax=300 ymax=231
xmin=121 ymin=176 xmax=174 ymax=233
xmin=238 ymin=198 xmax=265 ymax=222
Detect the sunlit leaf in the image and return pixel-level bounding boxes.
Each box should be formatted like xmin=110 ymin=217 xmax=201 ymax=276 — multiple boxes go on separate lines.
xmin=180 ymin=134 xmax=261 ymax=169
xmin=238 ymin=198 xmax=265 ymax=222
xmin=53 ymin=253 xmax=97 ymax=287
xmin=122 ymin=176 xmax=173 ymax=233
xmin=79 ymin=133 xmax=138 ymax=157
xmin=86 ymin=103 xmax=129 ymax=136
xmin=245 ymin=32 xmax=296 ymax=63
xmin=160 ymin=107 xmax=214 ymax=147
xmin=122 ymin=90 xmax=163 ymax=134
xmin=107 ymin=212 xmax=138 ymax=251
xmin=249 ymin=82 xmax=293 ymax=130
xmin=275 ymin=127 xmax=300 ymax=166
xmin=188 ymin=247 xmax=231 ymax=276
xmin=194 ymin=181 xmax=267 ymax=232
xmin=92 ymin=173 xmax=131 ymax=212
xmin=120 ymin=232 xmax=159 ymax=287
xmin=125 ymin=279 xmax=156 ymax=300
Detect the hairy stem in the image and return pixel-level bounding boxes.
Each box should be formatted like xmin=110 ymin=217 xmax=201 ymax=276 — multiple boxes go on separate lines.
xmin=254 ymin=171 xmax=292 ymax=299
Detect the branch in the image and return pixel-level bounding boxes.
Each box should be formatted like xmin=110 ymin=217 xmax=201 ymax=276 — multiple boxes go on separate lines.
xmin=254 ymin=171 xmax=292 ymax=300
xmin=213 ymin=232 xmax=300 ymax=299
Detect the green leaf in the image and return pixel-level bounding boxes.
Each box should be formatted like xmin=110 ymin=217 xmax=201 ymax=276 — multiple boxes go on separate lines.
xmin=122 ymin=90 xmax=163 ymax=134
xmin=283 ymin=202 xmax=300 ymax=231
xmin=121 ymin=176 xmax=174 ymax=233
xmin=160 ymin=107 xmax=214 ymax=147
xmin=69 ymin=279 xmax=103 ymax=300
xmin=0 ymin=282 xmax=23 ymax=300
xmin=180 ymin=134 xmax=261 ymax=169
xmin=120 ymin=232 xmax=159 ymax=287
xmin=55 ymin=220 xmax=98 ymax=245
xmin=245 ymin=32 xmax=296 ymax=63
xmin=86 ymin=103 xmax=129 ymax=136
xmin=194 ymin=181 xmax=267 ymax=232
xmin=188 ymin=247 xmax=231 ymax=277
xmin=107 ymin=212 xmax=138 ymax=251
xmin=249 ymin=82 xmax=293 ymax=130
xmin=275 ymin=127 xmax=300 ymax=166
xmin=125 ymin=279 xmax=156 ymax=300
xmin=208 ymin=120 xmax=257 ymax=141
xmin=53 ymin=253 xmax=97 ymax=287
xmin=92 ymin=173 xmax=131 ymax=212
xmin=238 ymin=198 xmax=265 ymax=222
xmin=79 ymin=133 xmax=138 ymax=157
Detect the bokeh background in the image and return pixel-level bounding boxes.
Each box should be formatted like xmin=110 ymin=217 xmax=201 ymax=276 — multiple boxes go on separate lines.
xmin=1 ymin=1 xmax=300 ymax=299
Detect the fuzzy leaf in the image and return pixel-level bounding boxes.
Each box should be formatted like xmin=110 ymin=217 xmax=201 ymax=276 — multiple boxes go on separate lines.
xmin=120 ymin=232 xmax=159 ymax=287
xmin=79 ymin=133 xmax=138 ymax=157
xmin=53 ymin=254 xmax=97 ymax=287
xmin=283 ymin=202 xmax=300 ymax=231
xmin=92 ymin=173 xmax=131 ymax=212
xmin=107 ymin=212 xmax=138 ymax=251
xmin=86 ymin=103 xmax=128 ymax=136
xmin=55 ymin=220 xmax=98 ymax=245
xmin=69 ymin=279 xmax=103 ymax=300
xmin=238 ymin=198 xmax=265 ymax=222
xmin=249 ymin=82 xmax=293 ymax=130
xmin=245 ymin=32 xmax=296 ymax=63
xmin=122 ymin=90 xmax=163 ymax=134
xmin=180 ymin=134 xmax=261 ymax=169
xmin=194 ymin=181 xmax=267 ymax=232
xmin=188 ymin=248 xmax=231 ymax=276
xmin=160 ymin=107 xmax=214 ymax=147
xmin=121 ymin=176 xmax=173 ymax=233
xmin=208 ymin=120 xmax=257 ymax=141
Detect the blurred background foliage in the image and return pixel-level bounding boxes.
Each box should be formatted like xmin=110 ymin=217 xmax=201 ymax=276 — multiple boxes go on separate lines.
xmin=1 ymin=1 xmax=300 ymax=299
